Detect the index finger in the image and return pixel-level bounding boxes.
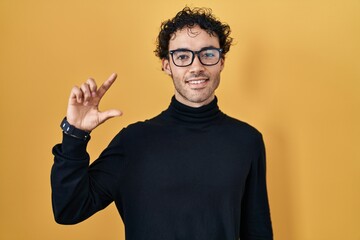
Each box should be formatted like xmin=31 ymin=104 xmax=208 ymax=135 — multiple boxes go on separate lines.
xmin=97 ymin=73 xmax=117 ymax=99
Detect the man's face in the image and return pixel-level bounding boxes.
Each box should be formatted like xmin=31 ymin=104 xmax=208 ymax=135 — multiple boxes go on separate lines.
xmin=162 ymin=25 xmax=224 ymax=108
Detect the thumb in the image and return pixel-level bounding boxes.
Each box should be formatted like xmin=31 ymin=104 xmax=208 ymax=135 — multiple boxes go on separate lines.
xmin=98 ymin=109 xmax=123 ymax=124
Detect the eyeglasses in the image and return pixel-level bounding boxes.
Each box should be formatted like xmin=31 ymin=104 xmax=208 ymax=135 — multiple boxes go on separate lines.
xmin=169 ymin=47 xmax=223 ymax=67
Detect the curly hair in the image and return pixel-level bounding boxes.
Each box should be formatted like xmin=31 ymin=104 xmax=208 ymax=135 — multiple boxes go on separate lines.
xmin=155 ymin=7 xmax=233 ymax=60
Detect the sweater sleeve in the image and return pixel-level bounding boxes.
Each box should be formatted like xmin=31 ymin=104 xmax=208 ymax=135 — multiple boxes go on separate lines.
xmin=240 ymin=134 xmax=273 ymax=239
xmin=51 ymin=131 xmax=124 ymax=224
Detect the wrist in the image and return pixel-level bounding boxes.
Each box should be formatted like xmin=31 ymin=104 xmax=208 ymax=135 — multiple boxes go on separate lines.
xmin=60 ymin=117 xmax=91 ymax=141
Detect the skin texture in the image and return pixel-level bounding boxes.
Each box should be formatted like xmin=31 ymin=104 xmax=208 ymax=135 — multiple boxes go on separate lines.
xmin=66 ymin=73 xmax=122 ymax=131
xmin=162 ymin=25 xmax=225 ymax=108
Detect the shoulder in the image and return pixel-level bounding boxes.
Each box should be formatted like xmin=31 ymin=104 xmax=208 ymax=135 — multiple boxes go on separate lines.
xmin=112 ymin=114 xmax=165 ymax=141
xmin=218 ymin=114 xmax=264 ymax=149
xmin=222 ymin=114 xmax=262 ymax=136
xmin=124 ymin=114 xmax=163 ymax=132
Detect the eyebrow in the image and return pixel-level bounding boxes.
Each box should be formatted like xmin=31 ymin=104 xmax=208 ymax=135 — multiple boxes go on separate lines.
xmin=170 ymin=46 xmax=218 ymax=52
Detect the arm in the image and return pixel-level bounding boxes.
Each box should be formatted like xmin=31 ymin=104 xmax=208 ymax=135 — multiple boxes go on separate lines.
xmin=240 ymin=135 xmax=273 ymax=239
xmin=51 ymin=73 xmax=122 ymax=224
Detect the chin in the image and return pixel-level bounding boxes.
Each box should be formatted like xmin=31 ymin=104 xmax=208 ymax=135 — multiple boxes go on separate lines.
xmin=188 ymin=95 xmax=214 ymax=106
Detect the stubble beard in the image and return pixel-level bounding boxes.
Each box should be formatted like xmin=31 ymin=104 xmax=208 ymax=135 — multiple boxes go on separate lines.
xmin=172 ymin=73 xmax=221 ymax=107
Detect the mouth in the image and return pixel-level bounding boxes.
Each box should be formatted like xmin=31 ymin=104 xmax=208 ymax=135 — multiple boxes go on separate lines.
xmin=186 ymin=79 xmax=208 ymax=85
xmin=186 ymin=78 xmax=209 ymax=88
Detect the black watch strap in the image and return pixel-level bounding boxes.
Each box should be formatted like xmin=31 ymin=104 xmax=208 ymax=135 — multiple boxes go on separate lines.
xmin=60 ymin=118 xmax=90 ymax=141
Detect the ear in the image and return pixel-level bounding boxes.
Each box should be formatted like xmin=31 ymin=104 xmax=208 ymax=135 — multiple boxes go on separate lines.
xmin=219 ymin=58 xmax=225 ymax=72
xmin=162 ymin=58 xmax=172 ymax=76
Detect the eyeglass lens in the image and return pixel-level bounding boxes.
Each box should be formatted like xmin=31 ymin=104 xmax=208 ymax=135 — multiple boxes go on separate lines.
xmin=171 ymin=48 xmax=221 ymax=67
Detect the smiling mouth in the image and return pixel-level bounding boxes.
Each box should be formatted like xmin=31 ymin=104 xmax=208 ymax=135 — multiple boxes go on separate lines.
xmin=187 ymin=79 xmax=207 ymax=84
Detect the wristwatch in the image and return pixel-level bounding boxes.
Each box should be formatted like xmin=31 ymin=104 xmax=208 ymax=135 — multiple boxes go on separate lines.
xmin=60 ymin=118 xmax=90 ymax=141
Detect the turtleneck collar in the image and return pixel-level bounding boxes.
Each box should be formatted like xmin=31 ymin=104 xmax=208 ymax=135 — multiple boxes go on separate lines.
xmin=163 ymin=96 xmax=224 ymax=125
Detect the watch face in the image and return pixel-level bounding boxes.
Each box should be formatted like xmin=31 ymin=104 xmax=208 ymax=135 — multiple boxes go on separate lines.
xmin=61 ymin=118 xmax=89 ymax=140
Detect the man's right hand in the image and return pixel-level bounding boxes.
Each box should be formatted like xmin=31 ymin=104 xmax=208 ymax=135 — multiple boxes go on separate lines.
xmin=66 ymin=73 xmax=122 ymax=132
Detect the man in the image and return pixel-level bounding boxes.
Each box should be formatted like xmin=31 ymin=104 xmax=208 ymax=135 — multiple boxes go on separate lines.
xmin=51 ymin=7 xmax=273 ymax=240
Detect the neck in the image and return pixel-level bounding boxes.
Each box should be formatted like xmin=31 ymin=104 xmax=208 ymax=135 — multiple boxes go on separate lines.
xmin=164 ymin=95 xmax=223 ymax=126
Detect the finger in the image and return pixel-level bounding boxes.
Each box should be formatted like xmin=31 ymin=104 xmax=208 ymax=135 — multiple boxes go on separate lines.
xmin=97 ymin=73 xmax=117 ymax=99
xmin=86 ymin=78 xmax=98 ymax=97
xmin=69 ymin=86 xmax=84 ymax=104
xmin=98 ymin=109 xmax=123 ymax=124
xmin=80 ymin=82 xmax=92 ymax=102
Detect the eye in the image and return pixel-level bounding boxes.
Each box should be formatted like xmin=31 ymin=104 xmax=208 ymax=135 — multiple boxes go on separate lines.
xmin=173 ymin=51 xmax=192 ymax=61
xmin=205 ymin=52 xmax=215 ymax=57
xmin=176 ymin=54 xmax=190 ymax=60
xmin=201 ymin=50 xmax=216 ymax=58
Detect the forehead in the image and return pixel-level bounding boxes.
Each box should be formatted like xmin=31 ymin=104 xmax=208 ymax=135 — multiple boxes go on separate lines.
xmin=169 ymin=25 xmax=220 ymax=50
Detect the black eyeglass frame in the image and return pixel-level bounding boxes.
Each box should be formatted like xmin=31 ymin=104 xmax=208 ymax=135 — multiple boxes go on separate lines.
xmin=168 ymin=47 xmax=223 ymax=67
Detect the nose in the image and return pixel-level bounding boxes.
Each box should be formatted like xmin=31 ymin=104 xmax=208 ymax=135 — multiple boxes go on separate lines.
xmin=189 ymin=54 xmax=205 ymax=73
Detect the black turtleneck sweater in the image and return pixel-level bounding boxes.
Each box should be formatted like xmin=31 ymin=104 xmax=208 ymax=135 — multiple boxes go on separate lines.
xmin=51 ymin=97 xmax=273 ymax=240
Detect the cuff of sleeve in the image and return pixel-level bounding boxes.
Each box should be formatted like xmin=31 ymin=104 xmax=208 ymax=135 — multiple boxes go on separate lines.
xmin=61 ymin=132 xmax=90 ymax=158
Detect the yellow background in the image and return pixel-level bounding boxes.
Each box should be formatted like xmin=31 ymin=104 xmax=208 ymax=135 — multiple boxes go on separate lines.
xmin=0 ymin=0 xmax=359 ymax=239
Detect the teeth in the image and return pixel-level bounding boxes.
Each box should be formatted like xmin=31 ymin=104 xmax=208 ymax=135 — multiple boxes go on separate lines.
xmin=188 ymin=80 xmax=206 ymax=84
